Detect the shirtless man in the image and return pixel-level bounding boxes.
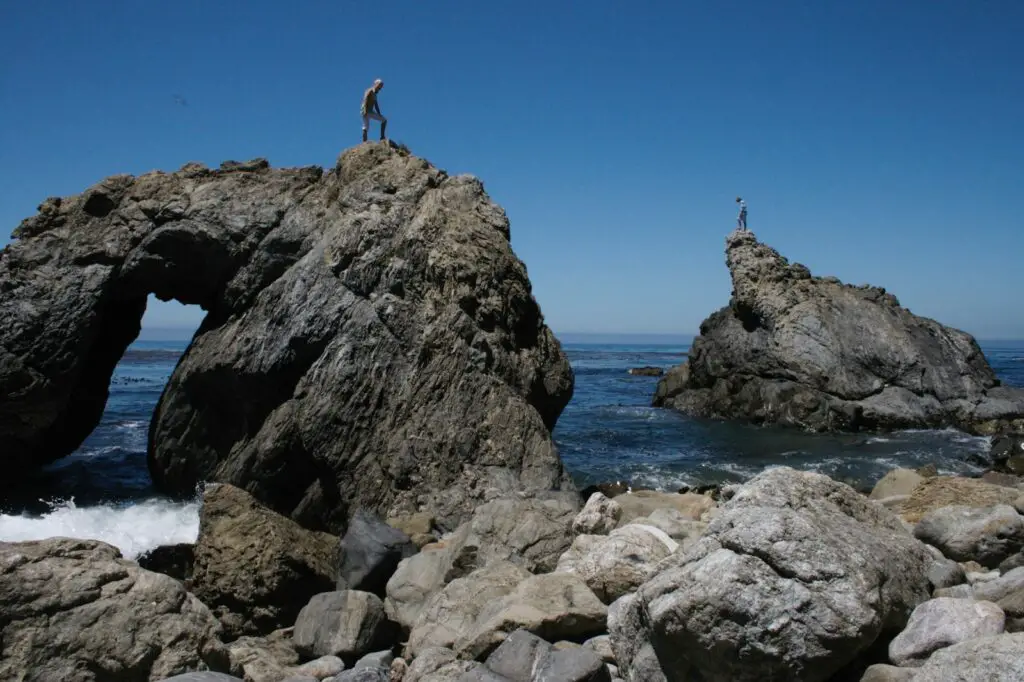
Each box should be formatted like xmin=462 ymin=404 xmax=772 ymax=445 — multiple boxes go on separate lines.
xmin=361 ymin=79 xmax=387 ymax=142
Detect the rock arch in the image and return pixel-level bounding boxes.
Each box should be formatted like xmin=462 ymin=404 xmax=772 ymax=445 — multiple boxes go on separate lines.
xmin=0 ymin=145 xmax=575 ymax=532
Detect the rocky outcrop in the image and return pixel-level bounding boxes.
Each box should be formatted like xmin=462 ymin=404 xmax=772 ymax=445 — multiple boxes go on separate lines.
xmin=609 ymin=467 xmax=933 ymax=682
xmin=190 ymin=483 xmax=338 ymax=638
xmin=0 ymin=143 xmax=574 ymax=532
xmin=0 ymin=538 xmax=230 ymax=681
xmin=654 ymin=229 xmax=1024 ymax=434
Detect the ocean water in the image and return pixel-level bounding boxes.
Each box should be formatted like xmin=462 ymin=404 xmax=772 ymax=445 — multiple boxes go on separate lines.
xmin=1 ymin=337 xmax=1022 ymax=558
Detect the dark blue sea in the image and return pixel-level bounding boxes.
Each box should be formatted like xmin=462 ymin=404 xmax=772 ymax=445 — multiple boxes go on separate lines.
xmin=2 ymin=337 xmax=1022 ymax=558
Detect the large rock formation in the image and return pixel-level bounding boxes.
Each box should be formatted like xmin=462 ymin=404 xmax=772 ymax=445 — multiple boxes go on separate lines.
xmin=0 ymin=143 xmax=574 ymax=531
xmin=654 ymin=229 xmax=1024 ymax=434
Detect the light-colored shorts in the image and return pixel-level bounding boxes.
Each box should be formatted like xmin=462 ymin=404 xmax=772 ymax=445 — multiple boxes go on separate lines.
xmin=361 ymin=112 xmax=385 ymax=129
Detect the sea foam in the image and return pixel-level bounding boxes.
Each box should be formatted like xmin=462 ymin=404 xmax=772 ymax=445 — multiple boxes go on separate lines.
xmin=0 ymin=497 xmax=199 ymax=560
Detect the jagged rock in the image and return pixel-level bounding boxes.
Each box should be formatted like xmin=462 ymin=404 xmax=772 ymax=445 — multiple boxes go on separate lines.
xmin=613 ymin=490 xmax=714 ymax=525
xmin=555 ymin=524 xmax=678 ymax=603
xmin=899 ymin=475 xmax=1021 ymax=522
xmin=653 ymin=229 xmax=1024 ymax=434
xmin=869 ymin=468 xmax=924 ymax=501
xmin=911 ymin=633 xmax=1024 ymax=681
xmin=572 ymin=492 xmax=622 ymax=535
xmin=913 ymin=504 xmax=1024 ymax=568
xmin=609 ymin=467 xmax=933 ymax=682
xmin=137 ymin=542 xmax=195 ymax=582
xmin=226 ymin=629 xmax=299 ymax=682
xmin=190 ymin=483 xmax=337 ymax=638
xmin=293 ymin=591 xmax=391 ymax=660
xmin=0 ymin=144 xmax=574 ymax=531
xmin=388 ymin=513 xmax=437 ymax=547
xmin=888 ymin=597 xmax=1005 ymax=667
xmin=0 ymin=538 xmax=230 ymax=681
xmin=384 ymin=495 xmax=578 ymax=630
xmin=338 ymin=509 xmax=418 ymax=596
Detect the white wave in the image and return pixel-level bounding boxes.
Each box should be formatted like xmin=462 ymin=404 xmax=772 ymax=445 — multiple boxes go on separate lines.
xmin=116 ymin=421 xmax=146 ymax=430
xmin=865 ymin=436 xmax=893 ymax=444
xmin=0 ymin=498 xmax=199 ymax=560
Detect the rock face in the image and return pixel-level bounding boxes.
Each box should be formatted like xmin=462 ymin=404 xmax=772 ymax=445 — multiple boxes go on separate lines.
xmin=0 ymin=538 xmax=230 ymax=681
xmin=0 ymin=143 xmax=574 ymax=532
xmin=190 ymin=483 xmax=338 ymax=638
xmin=609 ymin=467 xmax=933 ymax=682
xmin=653 ymin=229 xmax=1024 ymax=434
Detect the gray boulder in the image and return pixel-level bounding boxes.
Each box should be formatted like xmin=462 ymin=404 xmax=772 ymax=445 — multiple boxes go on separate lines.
xmin=653 ymin=229 xmax=1024 ymax=434
xmin=0 ymin=538 xmax=230 ymax=682
xmin=609 ymin=467 xmax=933 ymax=682
xmin=293 ymin=591 xmax=391 ymax=660
xmin=484 ymin=630 xmax=611 ymax=682
xmin=859 ymin=665 xmax=916 ymax=682
xmin=912 ymin=632 xmax=1024 ymax=681
xmin=572 ymin=493 xmax=622 ymax=535
xmin=973 ymin=567 xmax=1024 ymax=603
xmin=338 ymin=509 xmax=418 ymax=596
xmin=333 ymin=668 xmax=389 ymax=682
xmin=190 ymin=483 xmax=338 ymax=638
xmin=913 ymin=504 xmax=1024 ymax=568
xmin=0 ymin=143 xmax=575 ymax=531
xmin=294 ymin=656 xmax=346 ymax=679
xmin=888 ymin=597 xmax=1005 ymax=667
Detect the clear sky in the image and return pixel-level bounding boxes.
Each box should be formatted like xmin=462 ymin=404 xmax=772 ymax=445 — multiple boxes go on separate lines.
xmin=2 ymin=1 xmax=1022 ymax=339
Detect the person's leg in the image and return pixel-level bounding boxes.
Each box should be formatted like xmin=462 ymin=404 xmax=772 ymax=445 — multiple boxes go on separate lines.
xmin=380 ymin=116 xmax=388 ymax=140
xmin=362 ymin=114 xmax=369 ymax=142
xmin=741 ymin=212 xmax=747 ymax=230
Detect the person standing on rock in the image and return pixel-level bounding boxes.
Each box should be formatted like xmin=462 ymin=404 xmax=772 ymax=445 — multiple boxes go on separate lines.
xmin=736 ymin=197 xmax=748 ymax=230
xmin=361 ymin=79 xmax=387 ymax=143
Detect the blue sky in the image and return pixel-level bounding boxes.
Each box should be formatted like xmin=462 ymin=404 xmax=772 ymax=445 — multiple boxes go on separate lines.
xmin=2 ymin=1 xmax=1022 ymax=339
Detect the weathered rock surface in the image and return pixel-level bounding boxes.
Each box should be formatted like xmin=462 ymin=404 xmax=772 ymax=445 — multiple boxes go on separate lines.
xmin=137 ymin=542 xmax=196 ymax=582
xmin=556 ymin=524 xmax=678 ymax=603
xmin=485 ymin=629 xmax=611 ymax=682
xmin=190 ymin=483 xmax=338 ymax=638
xmin=899 ymin=475 xmax=1022 ymax=522
xmin=226 ymin=629 xmax=299 ymax=682
xmin=911 ymin=632 xmax=1024 ymax=681
xmin=609 ymin=467 xmax=933 ymax=682
xmin=293 ymin=591 xmax=390 ymax=660
xmin=653 ymin=229 xmax=1024 ymax=433
xmin=0 ymin=143 xmax=575 ymax=532
xmin=0 ymin=538 xmax=230 ymax=681
xmin=888 ymin=597 xmax=1005 ymax=667
xmin=338 ymin=509 xmax=418 ymax=596
xmin=913 ymin=504 xmax=1024 ymax=568
xmin=572 ymin=492 xmax=622 ymax=535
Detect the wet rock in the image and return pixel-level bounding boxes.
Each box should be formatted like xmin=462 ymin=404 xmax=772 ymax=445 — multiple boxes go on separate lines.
xmin=888 ymin=597 xmax=1005 ymax=667
xmin=137 ymin=543 xmax=195 ymax=582
xmin=653 ymin=229 xmax=1024 ymax=434
xmin=190 ymin=483 xmax=337 ymax=638
xmin=911 ymin=632 xmax=1024 ymax=681
xmin=0 ymin=538 xmax=230 ymax=682
xmin=0 ymin=144 xmax=574 ymax=532
xmin=913 ymin=504 xmax=1024 ymax=568
xmin=556 ymin=524 xmax=678 ymax=603
xmin=338 ymin=509 xmax=418 ymax=596
xmin=609 ymin=467 xmax=933 ymax=682
xmin=293 ymin=591 xmax=391 ymax=660
xmin=627 ymin=366 xmax=663 ymax=377
xmin=572 ymin=492 xmax=622 ymax=536
xmin=900 ymin=475 xmax=1021 ymax=523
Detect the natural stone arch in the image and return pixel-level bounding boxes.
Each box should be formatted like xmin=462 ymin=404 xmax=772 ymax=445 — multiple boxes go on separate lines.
xmin=0 ymin=145 xmax=575 ymax=532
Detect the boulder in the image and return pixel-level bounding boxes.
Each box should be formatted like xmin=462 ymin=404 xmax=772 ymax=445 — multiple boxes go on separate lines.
xmin=583 ymin=635 xmax=615 ymax=664
xmin=626 ymin=509 xmax=707 ymax=546
xmin=652 ymin=229 xmax=1024 ymax=433
xmin=913 ymin=504 xmax=1024 ymax=568
xmin=293 ymin=591 xmax=391 ymax=660
xmin=388 ymin=512 xmax=438 ymax=547
xmin=555 ymin=524 xmax=678 ymax=603
xmin=484 ymin=629 xmax=611 ymax=682
xmin=354 ymin=651 xmax=395 ymax=670
xmin=334 ymin=668 xmax=388 ymax=682
xmin=338 ymin=509 xmax=418 ymax=596
xmin=0 ymin=538 xmax=230 ymax=682
xmin=899 ymin=475 xmax=1022 ymax=522
xmin=888 ymin=597 xmax=1005 ymax=667
xmin=190 ymin=483 xmax=338 ymax=637
xmin=973 ymin=567 xmax=1024 ymax=603
xmin=226 ymin=629 xmax=299 ymax=682
xmin=613 ymin=490 xmax=714 ymax=525
xmin=0 ymin=143 xmax=575 ymax=532
xmin=137 ymin=542 xmax=195 ymax=582
xmin=158 ymin=675 xmax=245 ymax=682
xmin=609 ymin=467 xmax=933 ymax=682
xmin=997 ymin=590 xmax=1024 ymax=632
xmin=911 ymin=633 xmax=1024 ymax=681
xmin=859 ymin=665 xmax=916 ymax=682
xmin=294 ymin=656 xmax=346 ymax=679
xmin=992 ymin=433 xmax=1024 ymax=472
xmin=403 ymin=647 xmax=494 ymax=681
xmin=572 ymin=492 xmax=622 ymax=535
xmin=869 ymin=468 xmax=924 ymax=501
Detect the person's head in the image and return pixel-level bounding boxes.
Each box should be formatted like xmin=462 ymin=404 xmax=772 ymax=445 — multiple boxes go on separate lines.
xmin=373 ymin=79 xmax=384 ymax=92
xmin=736 ymin=196 xmax=742 ymax=202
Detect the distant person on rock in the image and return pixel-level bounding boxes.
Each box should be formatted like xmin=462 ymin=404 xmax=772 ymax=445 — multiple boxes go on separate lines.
xmin=361 ymin=79 xmax=387 ymax=143
xmin=736 ymin=197 xmax=748 ymax=231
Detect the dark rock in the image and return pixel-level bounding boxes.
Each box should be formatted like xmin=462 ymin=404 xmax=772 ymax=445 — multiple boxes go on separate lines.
xmin=0 ymin=143 xmax=574 ymax=532
xmin=580 ymin=482 xmax=633 ymax=500
xmin=293 ymin=590 xmax=393 ymax=661
xmin=158 ymin=675 xmax=245 ymax=682
xmin=992 ymin=434 xmax=1024 ymax=470
xmin=354 ymin=650 xmax=395 ymax=670
xmin=627 ymin=366 xmax=663 ymax=377
xmin=334 ymin=669 xmax=388 ymax=682
xmin=485 ymin=630 xmax=611 ymax=682
xmin=917 ymin=463 xmax=940 ymax=478
xmin=0 ymin=538 xmax=230 ymax=681
xmin=137 ymin=542 xmax=195 ymax=581
xmin=338 ymin=509 xmax=418 ymax=596
xmin=653 ymin=229 xmax=1024 ymax=434
xmin=190 ymin=483 xmax=338 ymax=638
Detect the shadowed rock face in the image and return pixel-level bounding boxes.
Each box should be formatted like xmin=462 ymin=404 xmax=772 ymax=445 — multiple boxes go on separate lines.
xmin=654 ymin=229 xmax=1024 ymax=434
xmin=0 ymin=143 xmax=574 ymax=532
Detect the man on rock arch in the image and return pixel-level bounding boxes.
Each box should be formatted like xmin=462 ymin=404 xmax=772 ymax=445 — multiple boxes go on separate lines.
xmin=361 ymin=79 xmax=387 ymax=143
